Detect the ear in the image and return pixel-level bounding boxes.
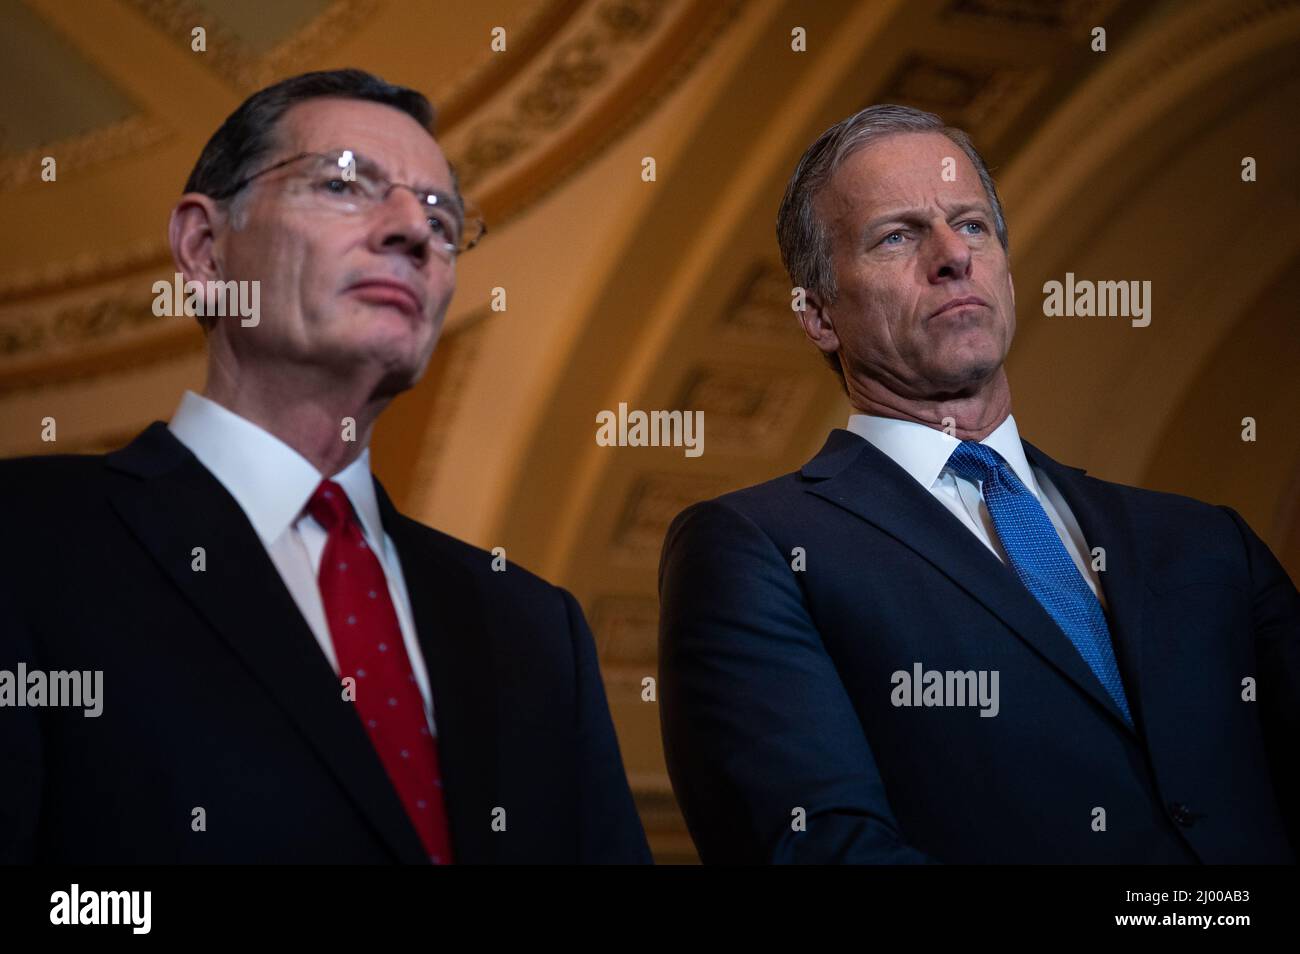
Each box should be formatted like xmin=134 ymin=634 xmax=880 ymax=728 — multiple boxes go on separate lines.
xmin=168 ymin=193 xmax=228 ymax=284
xmin=797 ymin=288 xmax=841 ymax=357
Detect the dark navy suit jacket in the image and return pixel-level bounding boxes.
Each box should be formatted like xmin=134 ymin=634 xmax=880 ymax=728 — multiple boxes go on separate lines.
xmin=659 ymin=428 xmax=1298 ymax=863
xmin=0 ymin=423 xmax=650 ymax=864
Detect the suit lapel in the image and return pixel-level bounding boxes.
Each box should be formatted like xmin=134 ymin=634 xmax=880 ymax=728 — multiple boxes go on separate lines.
xmin=374 ymin=481 xmax=500 ymax=865
xmin=1022 ymin=440 xmax=1149 ymax=732
xmin=802 ymin=429 xmax=1136 ymax=734
xmin=104 ymin=423 xmax=429 ymax=863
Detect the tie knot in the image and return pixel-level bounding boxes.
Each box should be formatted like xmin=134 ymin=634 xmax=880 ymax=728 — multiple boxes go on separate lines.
xmin=946 ymin=440 xmax=1011 ymax=488
xmin=306 ymin=479 xmax=352 ymax=531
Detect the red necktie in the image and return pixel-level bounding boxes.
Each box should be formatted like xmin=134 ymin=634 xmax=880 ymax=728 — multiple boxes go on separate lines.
xmin=307 ymin=479 xmax=453 ymax=864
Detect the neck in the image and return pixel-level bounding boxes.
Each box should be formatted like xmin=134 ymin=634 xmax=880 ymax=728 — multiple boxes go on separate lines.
xmin=203 ymin=358 xmax=390 ymax=477
xmin=848 ymin=368 xmax=1013 ymax=441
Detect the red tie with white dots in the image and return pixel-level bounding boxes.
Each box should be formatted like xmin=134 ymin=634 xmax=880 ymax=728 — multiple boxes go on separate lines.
xmin=307 ymin=479 xmax=453 ymax=864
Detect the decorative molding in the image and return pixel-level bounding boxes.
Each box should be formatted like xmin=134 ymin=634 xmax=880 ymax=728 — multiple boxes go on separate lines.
xmin=947 ymin=0 xmax=1117 ymax=31
xmin=0 ymin=297 xmax=202 ymax=397
xmin=0 ymin=238 xmax=169 ymax=304
xmin=0 ymin=115 xmax=170 ymax=195
xmin=1013 ymin=0 xmax=1300 ymax=166
xmin=0 ymin=1 xmax=737 ymax=309
xmin=717 ymin=261 xmax=800 ymax=342
xmin=0 ymin=290 xmax=171 ymax=361
xmin=999 ymin=0 xmax=1300 ymax=256
xmin=444 ymin=0 xmax=743 ymax=227
xmin=589 ymin=594 xmax=659 ymax=664
xmin=611 ymin=471 xmax=732 ymax=557
xmin=122 ymin=0 xmax=381 ymax=92
xmin=673 ymin=364 xmax=817 ymax=456
xmin=434 ymin=0 xmax=585 ymax=132
xmin=879 ymin=53 xmax=1045 ymax=142
xmin=0 ymin=330 xmax=204 ymax=399
xmin=449 ymin=0 xmax=670 ymax=192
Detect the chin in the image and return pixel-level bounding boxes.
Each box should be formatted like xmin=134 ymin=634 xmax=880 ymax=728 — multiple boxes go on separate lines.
xmin=370 ymin=361 xmax=422 ymax=397
xmin=927 ymin=355 xmax=1002 ymax=391
xmin=354 ymin=323 xmax=428 ymax=361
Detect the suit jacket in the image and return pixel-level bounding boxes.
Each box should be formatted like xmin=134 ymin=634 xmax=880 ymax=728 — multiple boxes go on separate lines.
xmin=0 ymin=423 xmax=650 ymax=864
xmin=658 ymin=428 xmax=1299 ymax=864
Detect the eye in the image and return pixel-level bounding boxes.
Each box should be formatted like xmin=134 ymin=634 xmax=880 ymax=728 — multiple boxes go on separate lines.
xmin=880 ymin=230 xmax=905 ymax=246
xmin=427 ymin=212 xmax=460 ymax=246
xmin=959 ymin=220 xmax=985 ymax=235
xmin=319 ymin=177 xmax=362 ymax=196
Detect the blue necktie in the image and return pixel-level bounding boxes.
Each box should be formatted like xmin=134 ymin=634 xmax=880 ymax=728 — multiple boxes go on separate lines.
xmin=946 ymin=441 xmax=1133 ymax=726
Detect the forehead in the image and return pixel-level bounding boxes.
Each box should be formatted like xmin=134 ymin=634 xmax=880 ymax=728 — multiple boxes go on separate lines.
xmin=275 ymin=97 xmax=452 ymax=191
xmin=818 ymin=131 xmax=987 ymax=220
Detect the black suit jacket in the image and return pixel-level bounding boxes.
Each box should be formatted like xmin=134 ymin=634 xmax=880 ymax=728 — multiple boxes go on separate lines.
xmin=0 ymin=423 xmax=650 ymax=864
xmin=659 ymin=428 xmax=1299 ymax=864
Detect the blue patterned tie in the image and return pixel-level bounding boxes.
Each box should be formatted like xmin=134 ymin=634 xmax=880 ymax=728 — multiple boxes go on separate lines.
xmin=946 ymin=441 xmax=1133 ymax=726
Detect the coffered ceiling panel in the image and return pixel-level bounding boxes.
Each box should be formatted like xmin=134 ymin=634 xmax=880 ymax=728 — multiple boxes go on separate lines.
xmin=0 ymin=0 xmax=137 ymax=150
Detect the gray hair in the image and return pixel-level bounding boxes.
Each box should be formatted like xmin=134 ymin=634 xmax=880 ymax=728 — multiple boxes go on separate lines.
xmin=776 ymin=104 xmax=1009 ymax=380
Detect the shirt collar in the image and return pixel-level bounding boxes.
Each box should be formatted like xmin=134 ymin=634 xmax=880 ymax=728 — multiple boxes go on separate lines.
xmin=844 ymin=412 xmax=1041 ymax=496
xmin=168 ymin=390 xmax=384 ymax=549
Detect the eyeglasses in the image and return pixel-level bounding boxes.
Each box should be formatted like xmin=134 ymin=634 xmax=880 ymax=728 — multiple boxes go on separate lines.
xmin=210 ymin=149 xmax=486 ymax=259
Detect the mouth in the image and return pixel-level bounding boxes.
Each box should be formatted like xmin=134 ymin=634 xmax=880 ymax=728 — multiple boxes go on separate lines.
xmin=347 ymin=280 xmax=424 ymax=317
xmin=929 ymin=295 xmax=989 ymax=321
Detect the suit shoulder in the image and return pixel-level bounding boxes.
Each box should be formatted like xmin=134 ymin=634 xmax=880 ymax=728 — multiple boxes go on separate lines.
xmin=670 ymin=468 xmax=807 ymax=531
xmin=395 ymin=516 xmax=569 ymax=602
xmin=1083 ymin=472 xmax=1234 ymax=520
xmin=1075 ymin=471 xmax=1255 ymax=560
xmin=0 ymin=450 xmax=109 ymax=498
xmin=662 ymin=470 xmax=809 ymax=563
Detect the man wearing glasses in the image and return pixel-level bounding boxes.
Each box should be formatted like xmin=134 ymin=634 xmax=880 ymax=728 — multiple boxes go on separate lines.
xmin=0 ymin=69 xmax=650 ymax=864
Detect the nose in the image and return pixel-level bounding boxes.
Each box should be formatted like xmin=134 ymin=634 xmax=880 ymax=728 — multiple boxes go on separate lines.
xmin=927 ymin=221 xmax=972 ymax=282
xmin=370 ymin=186 xmax=434 ymax=267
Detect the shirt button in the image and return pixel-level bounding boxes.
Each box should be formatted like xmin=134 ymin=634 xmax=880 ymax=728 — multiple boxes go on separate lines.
xmin=1168 ymin=802 xmax=1198 ymax=827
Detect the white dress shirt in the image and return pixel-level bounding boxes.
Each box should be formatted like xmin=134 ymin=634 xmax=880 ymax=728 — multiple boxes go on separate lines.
xmin=845 ymin=413 xmax=1107 ymax=607
xmin=169 ymin=389 xmax=437 ymax=732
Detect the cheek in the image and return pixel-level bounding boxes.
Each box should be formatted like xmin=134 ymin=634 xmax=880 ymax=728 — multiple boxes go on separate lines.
xmin=287 ymin=238 xmax=350 ymax=317
xmin=863 ymin=281 xmax=913 ymax=336
xmin=235 ymin=225 xmax=303 ymax=290
xmin=999 ymin=281 xmax=1017 ymax=332
xmin=436 ymin=279 xmax=456 ymax=315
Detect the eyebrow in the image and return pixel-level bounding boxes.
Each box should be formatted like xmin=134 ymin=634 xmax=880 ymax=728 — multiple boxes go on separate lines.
xmin=861 ymin=201 xmax=991 ymax=236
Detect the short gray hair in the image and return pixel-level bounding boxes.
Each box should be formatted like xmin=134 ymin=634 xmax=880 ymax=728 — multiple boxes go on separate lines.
xmin=776 ymin=104 xmax=1009 ymax=381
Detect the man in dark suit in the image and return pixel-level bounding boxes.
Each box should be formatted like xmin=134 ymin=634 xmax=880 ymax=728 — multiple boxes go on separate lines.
xmin=0 ymin=69 xmax=649 ymax=864
xmin=658 ymin=104 xmax=1298 ymax=864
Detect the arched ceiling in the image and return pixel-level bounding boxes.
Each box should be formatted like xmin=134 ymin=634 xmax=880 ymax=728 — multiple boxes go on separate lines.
xmin=0 ymin=0 xmax=737 ymax=436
